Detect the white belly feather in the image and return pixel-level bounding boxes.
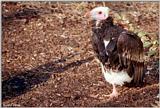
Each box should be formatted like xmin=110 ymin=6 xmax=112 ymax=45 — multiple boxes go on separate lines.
xmin=100 ymin=63 xmax=133 ymax=86
xmin=103 ymin=69 xmax=133 ymax=86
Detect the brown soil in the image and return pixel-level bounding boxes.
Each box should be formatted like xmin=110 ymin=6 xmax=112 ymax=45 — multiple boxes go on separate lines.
xmin=2 ymin=1 xmax=159 ymax=107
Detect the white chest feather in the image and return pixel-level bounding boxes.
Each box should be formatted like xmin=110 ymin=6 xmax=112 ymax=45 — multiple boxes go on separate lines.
xmin=103 ymin=69 xmax=133 ymax=86
xmin=103 ymin=40 xmax=110 ymax=48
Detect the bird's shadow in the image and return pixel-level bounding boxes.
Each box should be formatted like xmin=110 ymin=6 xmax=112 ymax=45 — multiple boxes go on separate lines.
xmin=2 ymin=53 xmax=94 ymax=101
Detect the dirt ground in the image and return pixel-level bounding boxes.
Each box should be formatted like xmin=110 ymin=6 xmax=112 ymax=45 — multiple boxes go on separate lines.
xmin=2 ymin=1 xmax=159 ymax=107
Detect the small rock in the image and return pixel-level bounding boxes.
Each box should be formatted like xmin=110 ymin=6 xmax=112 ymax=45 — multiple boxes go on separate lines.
xmin=145 ymin=71 xmax=150 ymax=75
xmin=56 ymin=93 xmax=61 ymax=96
xmin=156 ymin=93 xmax=160 ymax=98
xmin=147 ymin=66 xmax=152 ymax=71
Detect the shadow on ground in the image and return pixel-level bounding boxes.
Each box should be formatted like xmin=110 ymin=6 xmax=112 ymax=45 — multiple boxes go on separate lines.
xmin=2 ymin=53 xmax=94 ymax=101
xmin=2 ymin=7 xmax=42 ymax=25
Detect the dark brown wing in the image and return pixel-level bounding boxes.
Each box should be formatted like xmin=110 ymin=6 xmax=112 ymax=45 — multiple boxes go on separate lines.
xmin=91 ymin=30 xmax=108 ymax=65
xmin=117 ymin=31 xmax=144 ymax=85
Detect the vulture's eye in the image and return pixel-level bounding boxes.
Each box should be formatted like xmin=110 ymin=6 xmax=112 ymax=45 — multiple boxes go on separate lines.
xmin=98 ymin=11 xmax=102 ymax=14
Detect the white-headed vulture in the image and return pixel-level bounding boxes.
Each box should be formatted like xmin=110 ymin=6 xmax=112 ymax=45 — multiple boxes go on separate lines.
xmin=87 ymin=7 xmax=145 ymax=98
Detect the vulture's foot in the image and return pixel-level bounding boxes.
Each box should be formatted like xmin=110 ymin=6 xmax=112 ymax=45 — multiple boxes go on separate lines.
xmin=103 ymin=84 xmax=119 ymax=100
xmin=107 ymin=89 xmax=119 ymax=99
xmin=101 ymin=90 xmax=119 ymax=100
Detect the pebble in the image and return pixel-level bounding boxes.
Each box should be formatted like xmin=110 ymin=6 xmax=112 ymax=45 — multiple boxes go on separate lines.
xmin=156 ymin=93 xmax=160 ymax=98
xmin=56 ymin=93 xmax=61 ymax=96
xmin=145 ymin=71 xmax=150 ymax=75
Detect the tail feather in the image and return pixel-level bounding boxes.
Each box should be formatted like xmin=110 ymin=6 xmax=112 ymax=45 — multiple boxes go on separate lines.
xmin=132 ymin=61 xmax=144 ymax=86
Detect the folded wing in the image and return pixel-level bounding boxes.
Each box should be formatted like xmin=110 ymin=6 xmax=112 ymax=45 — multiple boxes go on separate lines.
xmin=117 ymin=31 xmax=144 ymax=85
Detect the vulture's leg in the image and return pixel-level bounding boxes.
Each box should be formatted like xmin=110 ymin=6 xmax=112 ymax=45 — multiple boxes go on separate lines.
xmin=107 ymin=84 xmax=119 ymax=98
xmin=100 ymin=62 xmax=106 ymax=75
xmin=100 ymin=63 xmax=119 ymax=99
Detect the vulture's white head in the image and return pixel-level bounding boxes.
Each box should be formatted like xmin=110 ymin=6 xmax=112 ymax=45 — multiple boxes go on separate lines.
xmin=89 ymin=7 xmax=110 ymax=21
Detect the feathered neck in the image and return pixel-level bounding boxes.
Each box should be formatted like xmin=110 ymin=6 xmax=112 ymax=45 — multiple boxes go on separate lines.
xmin=101 ymin=16 xmax=114 ymax=28
xmin=92 ymin=16 xmax=114 ymax=32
